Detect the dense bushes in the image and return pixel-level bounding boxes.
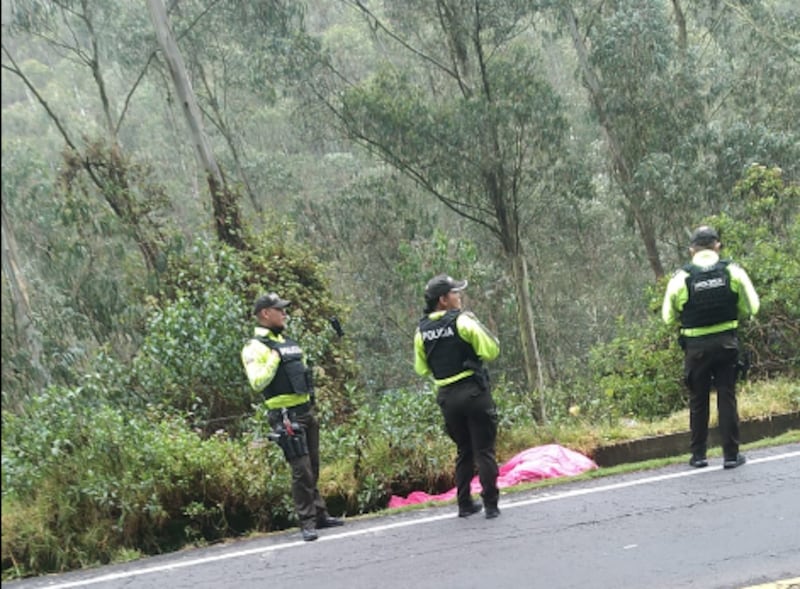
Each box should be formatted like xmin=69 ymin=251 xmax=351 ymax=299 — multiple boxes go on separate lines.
xmin=2 ymin=372 xmax=551 ymax=580
xmin=130 ymin=231 xmax=361 ymax=433
xmin=718 ymin=165 xmax=800 ymax=377
xmin=0 ymin=382 xmax=452 ymax=578
xmin=588 ymin=317 xmax=685 ymax=420
xmin=1 ymin=383 xmax=293 ymax=577
xmin=2 ymin=229 xmax=363 ymax=578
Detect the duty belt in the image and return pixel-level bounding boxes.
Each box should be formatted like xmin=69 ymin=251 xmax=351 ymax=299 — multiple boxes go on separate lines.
xmin=268 ymin=401 xmax=311 ymax=417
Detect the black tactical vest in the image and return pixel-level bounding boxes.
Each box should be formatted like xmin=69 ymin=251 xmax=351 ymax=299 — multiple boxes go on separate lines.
xmin=680 ymin=260 xmax=739 ymax=329
xmin=419 ymin=310 xmax=479 ymax=380
xmin=255 ymin=336 xmax=310 ymax=399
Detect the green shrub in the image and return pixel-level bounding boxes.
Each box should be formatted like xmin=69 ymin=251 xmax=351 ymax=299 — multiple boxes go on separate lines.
xmin=130 ymin=283 xmax=254 ymax=435
xmin=323 ymin=387 xmax=449 ymax=511
xmin=1 ymin=383 xmax=293 ymax=579
xmin=587 ymin=317 xmax=685 ymax=420
xmin=712 ymin=165 xmax=800 ymax=377
xmin=142 ymin=233 xmax=361 ymax=430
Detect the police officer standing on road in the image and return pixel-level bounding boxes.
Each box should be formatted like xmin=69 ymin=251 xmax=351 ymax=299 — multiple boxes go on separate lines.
xmin=241 ymin=293 xmax=344 ymax=541
xmin=414 ymin=274 xmax=501 ymax=519
xmin=662 ymin=226 xmax=760 ymax=470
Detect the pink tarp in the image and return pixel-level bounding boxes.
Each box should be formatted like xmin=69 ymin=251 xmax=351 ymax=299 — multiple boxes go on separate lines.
xmin=388 ymin=444 xmax=598 ymax=509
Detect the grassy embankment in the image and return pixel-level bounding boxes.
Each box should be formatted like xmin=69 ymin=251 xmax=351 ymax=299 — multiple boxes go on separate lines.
xmin=389 ymin=377 xmax=799 ymax=513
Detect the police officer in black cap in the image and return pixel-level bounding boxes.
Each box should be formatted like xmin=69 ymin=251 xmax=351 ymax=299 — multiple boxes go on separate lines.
xmin=662 ymin=227 xmax=760 ymax=469
xmin=242 ymin=293 xmax=344 ymax=541
xmin=414 ymin=274 xmax=501 ymax=519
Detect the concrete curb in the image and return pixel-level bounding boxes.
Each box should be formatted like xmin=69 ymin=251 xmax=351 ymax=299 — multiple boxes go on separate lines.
xmin=591 ymin=411 xmax=800 ymax=467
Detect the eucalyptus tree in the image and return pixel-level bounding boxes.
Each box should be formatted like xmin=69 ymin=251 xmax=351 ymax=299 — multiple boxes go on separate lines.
xmin=556 ymin=0 xmax=800 ymax=277
xmin=149 ymin=0 xmax=311 ymax=218
xmin=1 ymin=0 xmax=272 ymax=394
xmin=1 ymin=1 xmax=169 ymax=272
xmin=147 ymin=0 xmax=246 ymax=251
xmin=1 ymin=199 xmax=50 ymax=397
xmin=679 ymin=1 xmax=800 ymax=197
xmin=558 ymin=0 xmax=708 ymax=279
xmin=308 ymin=0 xmax=591 ymax=417
xmin=652 ymin=0 xmax=800 ymax=258
xmin=1 ymin=1 xmax=179 ymax=394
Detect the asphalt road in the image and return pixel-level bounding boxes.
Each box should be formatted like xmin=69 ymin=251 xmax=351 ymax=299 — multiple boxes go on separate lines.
xmin=7 ymin=443 xmax=800 ymax=589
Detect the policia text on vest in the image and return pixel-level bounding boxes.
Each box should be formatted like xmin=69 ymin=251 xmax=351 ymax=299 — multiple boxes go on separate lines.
xmin=414 ymin=274 xmax=501 ymax=519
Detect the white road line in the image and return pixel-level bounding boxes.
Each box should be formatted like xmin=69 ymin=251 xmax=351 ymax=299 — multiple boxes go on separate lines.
xmin=32 ymin=449 xmax=800 ymax=589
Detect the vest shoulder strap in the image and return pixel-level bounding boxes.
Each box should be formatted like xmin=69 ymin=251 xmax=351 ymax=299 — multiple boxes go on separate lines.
xmin=255 ymin=335 xmax=277 ymax=348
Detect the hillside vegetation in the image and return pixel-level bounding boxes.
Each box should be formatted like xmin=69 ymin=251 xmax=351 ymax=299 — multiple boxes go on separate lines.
xmin=2 ymin=1 xmax=799 ymax=581
xmin=2 ymin=166 xmax=798 ymax=580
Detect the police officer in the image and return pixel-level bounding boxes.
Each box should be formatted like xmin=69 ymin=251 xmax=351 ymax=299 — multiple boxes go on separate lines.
xmin=241 ymin=292 xmax=343 ymax=541
xmin=662 ymin=227 xmax=760 ymax=469
xmin=414 ymin=274 xmax=501 ymax=519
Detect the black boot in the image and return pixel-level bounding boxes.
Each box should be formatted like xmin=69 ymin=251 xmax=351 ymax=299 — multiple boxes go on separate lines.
xmin=458 ymin=500 xmax=483 ymax=517
xmin=484 ymin=502 xmax=500 ymax=519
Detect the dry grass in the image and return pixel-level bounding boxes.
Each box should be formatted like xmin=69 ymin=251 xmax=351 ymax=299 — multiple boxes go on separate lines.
xmin=497 ymin=377 xmax=799 ymax=461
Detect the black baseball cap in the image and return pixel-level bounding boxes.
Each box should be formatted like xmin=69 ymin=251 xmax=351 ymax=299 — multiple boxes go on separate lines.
xmin=424 ymin=274 xmax=468 ymax=300
xmin=253 ymin=292 xmax=290 ymax=315
xmin=690 ymin=226 xmax=720 ymax=247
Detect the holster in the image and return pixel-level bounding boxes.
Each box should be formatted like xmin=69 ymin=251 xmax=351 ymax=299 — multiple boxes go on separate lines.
xmin=735 ymin=350 xmax=751 ymax=381
xmin=273 ymin=425 xmax=309 ymax=461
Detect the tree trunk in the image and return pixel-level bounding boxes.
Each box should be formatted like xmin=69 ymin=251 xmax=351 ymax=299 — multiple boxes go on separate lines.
xmin=561 ymin=2 xmax=665 ymax=279
xmin=671 ymin=0 xmax=688 ymax=54
xmin=1 ymin=200 xmax=50 ymax=389
xmin=147 ymin=0 xmax=247 ymax=250
xmin=195 ymin=63 xmax=262 ymax=216
xmin=509 ymin=252 xmax=546 ymax=422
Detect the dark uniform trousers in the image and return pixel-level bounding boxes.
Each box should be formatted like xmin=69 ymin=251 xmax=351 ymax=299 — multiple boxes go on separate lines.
xmin=268 ymin=405 xmax=329 ymax=531
xmin=436 ymin=377 xmax=499 ymax=509
xmin=684 ymin=331 xmax=740 ymax=460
